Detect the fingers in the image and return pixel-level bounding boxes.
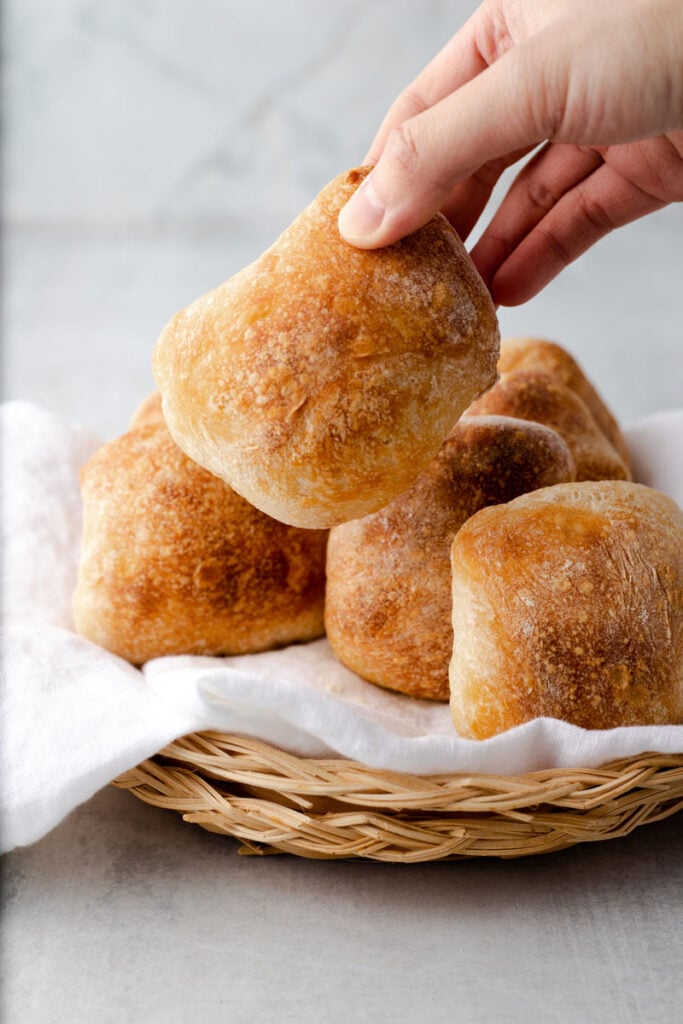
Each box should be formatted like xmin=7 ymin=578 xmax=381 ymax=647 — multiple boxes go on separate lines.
xmin=470 ymin=142 xmax=604 ymax=283
xmin=487 ymin=162 xmax=667 ymax=305
xmin=338 ymin=34 xmax=564 ymax=248
xmin=364 ymin=7 xmax=492 ymax=166
xmin=440 ymin=146 xmax=535 ymax=241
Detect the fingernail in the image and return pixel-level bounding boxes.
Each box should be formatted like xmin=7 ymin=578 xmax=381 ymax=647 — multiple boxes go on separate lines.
xmin=338 ymin=176 xmax=386 ymax=244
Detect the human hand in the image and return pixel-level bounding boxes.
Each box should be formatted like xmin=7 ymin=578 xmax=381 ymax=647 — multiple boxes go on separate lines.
xmin=338 ymin=0 xmax=683 ymax=305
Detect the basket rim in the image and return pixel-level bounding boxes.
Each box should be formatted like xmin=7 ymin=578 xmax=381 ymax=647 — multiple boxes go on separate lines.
xmin=151 ymin=729 xmax=683 ymax=785
xmin=114 ymin=732 xmax=683 ymax=861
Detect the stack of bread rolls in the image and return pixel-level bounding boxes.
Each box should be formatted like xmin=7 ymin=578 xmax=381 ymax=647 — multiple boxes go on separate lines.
xmin=324 ymin=414 xmax=576 ymax=701
xmin=73 ymin=166 xmax=683 ymax=737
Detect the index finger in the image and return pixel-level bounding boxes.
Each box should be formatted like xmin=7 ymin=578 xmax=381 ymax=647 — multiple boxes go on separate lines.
xmin=365 ymin=4 xmax=493 ymax=164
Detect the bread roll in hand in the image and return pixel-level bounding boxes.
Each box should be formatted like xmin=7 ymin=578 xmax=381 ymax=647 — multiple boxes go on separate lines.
xmin=325 ymin=416 xmax=575 ymax=700
xmin=73 ymin=408 xmax=328 ymax=664
xmin=467 ymin=337 xmax=631 ymax=482
xmin=449 ymin=481 xmax=683 ymax=737
xmin=152 ymin=167 xmax=499 ymax=528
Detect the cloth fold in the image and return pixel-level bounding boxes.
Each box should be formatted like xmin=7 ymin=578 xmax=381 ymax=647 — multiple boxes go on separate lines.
xmin=2 ymin=400 xmax=682 ymax=852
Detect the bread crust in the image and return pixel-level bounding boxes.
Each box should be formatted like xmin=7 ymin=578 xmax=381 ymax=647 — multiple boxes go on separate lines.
xmin=497 ymin=337 xmax=630 ymax=465
xmin=449 ymin=481 xmax=683 ymax=736
xmin=467 ymin=338 xmax=631 ymax=482
xmin=325 ymin=415 xmax=575 ymax=700
xmin=153 ymin=167 xmax=499 ymax=528
xmin=73 ymin=421 xmax=328 ymax=664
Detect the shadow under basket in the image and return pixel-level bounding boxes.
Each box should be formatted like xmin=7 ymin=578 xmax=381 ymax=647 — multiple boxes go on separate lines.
xmin=113 ymin=733 xmax=683 ymax=862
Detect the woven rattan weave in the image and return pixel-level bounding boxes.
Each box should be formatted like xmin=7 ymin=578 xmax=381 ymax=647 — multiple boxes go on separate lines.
xmin=114 ymin=733 xmax=683 ymax=861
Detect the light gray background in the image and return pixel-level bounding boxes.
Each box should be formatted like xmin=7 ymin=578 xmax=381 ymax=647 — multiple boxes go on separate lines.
xmin=2 ymin=2 xmax=682 ymax=1022
xmin=4 ymin=0 xmax=683 ymax=440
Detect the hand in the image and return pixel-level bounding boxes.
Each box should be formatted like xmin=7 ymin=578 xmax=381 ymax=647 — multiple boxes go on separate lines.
xmin=338 ymin=0 xmax=683 ymax=305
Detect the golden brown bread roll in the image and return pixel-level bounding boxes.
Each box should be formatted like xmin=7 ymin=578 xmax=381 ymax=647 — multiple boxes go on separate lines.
xmin=73 ymin=419 xmax=328 ymax=664
xmin=467 ymin=367 xmax=630 ymax=482
xmin=325 ymin=415 xmax=576 ymax=700
xmin=467 ymin=336 xmax=631 ymax=482
xmin=496 ymin=337 xmax=630 ymax=465
xmin=152 ymin=166 xmax=499 ymax=529
xmin=449 ymin=481 xmax=683 ymax=737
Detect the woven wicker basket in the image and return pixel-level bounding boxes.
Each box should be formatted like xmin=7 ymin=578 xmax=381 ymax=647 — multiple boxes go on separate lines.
xmin=114 ymin=733 xmax=683 ymax=861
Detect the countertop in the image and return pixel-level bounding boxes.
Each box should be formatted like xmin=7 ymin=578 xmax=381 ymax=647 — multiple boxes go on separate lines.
xmin=2 ymin=2 xmax=682 ymax=1022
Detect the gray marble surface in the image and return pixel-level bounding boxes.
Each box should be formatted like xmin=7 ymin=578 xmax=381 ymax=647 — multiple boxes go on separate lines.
xmin=2 ymin=786 xmax=683 ymax=1024
xmin=2 ymin=2 xmax=682 ymax=1022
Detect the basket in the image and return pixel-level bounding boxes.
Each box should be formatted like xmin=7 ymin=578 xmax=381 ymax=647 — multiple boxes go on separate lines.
xmin=114 ymin=733 xmax=683 ymax=862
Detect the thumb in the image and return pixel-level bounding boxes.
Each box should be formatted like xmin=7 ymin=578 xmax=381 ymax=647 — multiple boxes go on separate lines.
xmin=338 ymin=35 xmax=566 ymax=248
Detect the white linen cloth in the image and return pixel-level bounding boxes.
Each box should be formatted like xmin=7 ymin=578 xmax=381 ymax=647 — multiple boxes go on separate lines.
xmin=2 ymin=400 xmax=682 ymax=852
